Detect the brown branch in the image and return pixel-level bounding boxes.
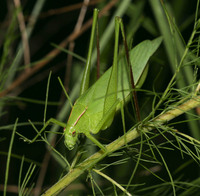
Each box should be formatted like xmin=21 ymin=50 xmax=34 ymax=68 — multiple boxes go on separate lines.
xmin=40 ymin=0 xmax=104 ymax=18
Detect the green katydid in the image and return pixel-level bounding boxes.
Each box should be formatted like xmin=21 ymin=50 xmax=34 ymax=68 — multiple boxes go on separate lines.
xmin=23 ymin=9 xmax=162 ymax=152
xmin=63 ymin=9 xmax=162 ymax=151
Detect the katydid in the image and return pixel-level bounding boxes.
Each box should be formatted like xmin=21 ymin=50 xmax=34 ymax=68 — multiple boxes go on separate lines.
xmin=23 ymin=9 xmax=162 ymax=152
xmin=63 ymin=10 xmax=162 ymax=151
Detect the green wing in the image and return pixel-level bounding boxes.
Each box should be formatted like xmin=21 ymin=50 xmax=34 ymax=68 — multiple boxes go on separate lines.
xmin=76 ymin=37 xmax=162 ymax=107
xmin=74 ymin=37 xmax=162 ymax=130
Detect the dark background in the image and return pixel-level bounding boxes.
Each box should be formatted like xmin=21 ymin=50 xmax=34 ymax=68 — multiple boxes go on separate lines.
xmin=0 ymin=0 xmax=199 ymax=195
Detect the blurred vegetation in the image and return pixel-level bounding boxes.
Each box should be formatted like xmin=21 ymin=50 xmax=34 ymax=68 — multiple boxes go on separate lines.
xmin=0 ymin=0 xmax=200 ymax=195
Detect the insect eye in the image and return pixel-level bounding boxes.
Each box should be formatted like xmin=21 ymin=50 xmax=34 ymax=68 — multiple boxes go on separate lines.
xmin=72 ymin=131 xmax=76 ymax=137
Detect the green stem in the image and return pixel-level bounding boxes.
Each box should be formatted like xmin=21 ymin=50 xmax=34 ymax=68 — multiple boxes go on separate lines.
xmin=4 ymin=118 xmax=18 ymax=196
xmin=42 ymin=95 xmax=200 ymax=196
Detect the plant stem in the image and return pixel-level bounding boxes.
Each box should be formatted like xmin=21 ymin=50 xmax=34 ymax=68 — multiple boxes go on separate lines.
xmin=42 ymin=95 xmax=200 ymax=196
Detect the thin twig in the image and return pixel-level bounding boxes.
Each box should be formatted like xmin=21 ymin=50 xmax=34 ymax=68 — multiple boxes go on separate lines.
xmin=65 ymin=0 xmax=90 ymax=92
xmin=96 ymin=17 xmax=100 ymax=79
xmin=93 ymin=169 xmax=132 ymax=196
xmin=34 ymin=139 xmax=54 ymax=196
xmin=13 ymin=0 xmax=30 ymax=71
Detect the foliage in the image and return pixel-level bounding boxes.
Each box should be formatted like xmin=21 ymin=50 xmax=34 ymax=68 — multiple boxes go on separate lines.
xmin=0 ymin=0 xmax=200 ymax=195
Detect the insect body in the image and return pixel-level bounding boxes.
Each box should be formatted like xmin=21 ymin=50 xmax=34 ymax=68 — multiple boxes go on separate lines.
xmin=64 ymin=34 xmax=162 ymax=150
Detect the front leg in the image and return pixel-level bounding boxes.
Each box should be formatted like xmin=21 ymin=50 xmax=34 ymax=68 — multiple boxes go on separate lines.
xmin=20 ymin=118 xmax=66 ymax=143
xmin=85 ymin=132 xmax=107 ymax=152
